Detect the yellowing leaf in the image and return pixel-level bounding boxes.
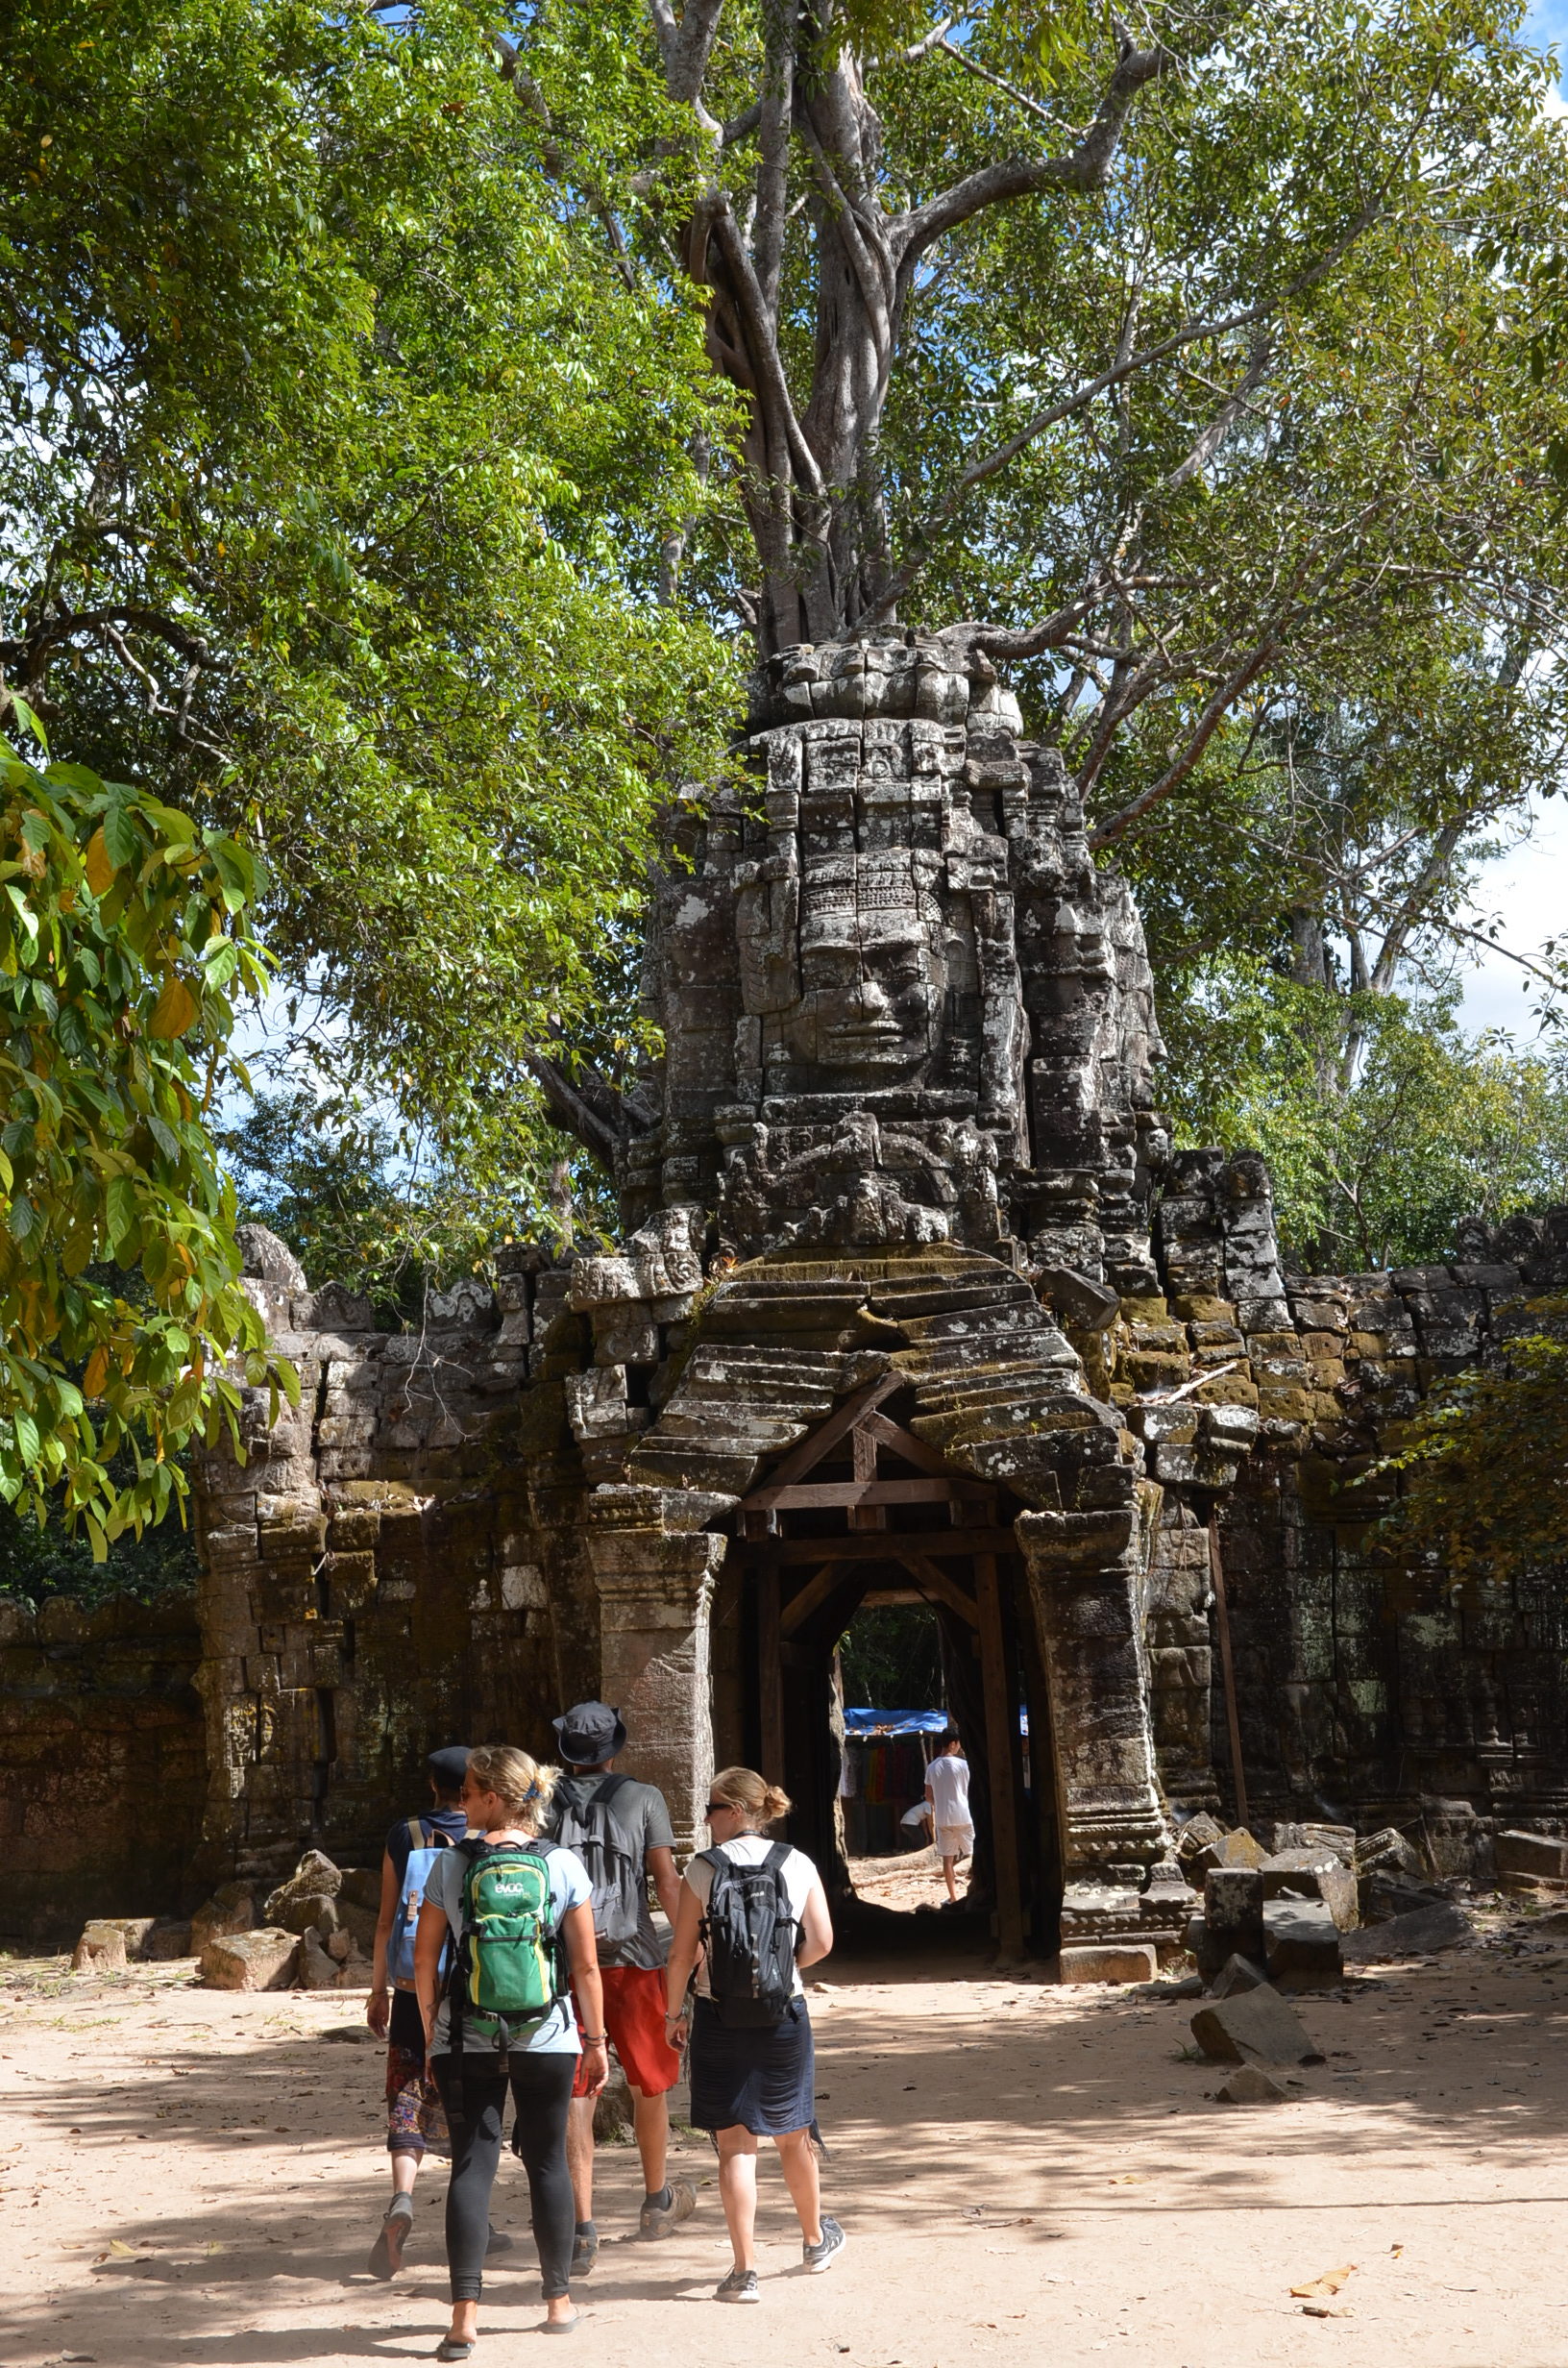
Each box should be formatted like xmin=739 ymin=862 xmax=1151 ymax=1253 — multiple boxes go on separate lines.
xmin=147 ymin=975 xmax=198 ymax=1039
xmin=83 ymin=1346 xmax=110 ymax=1398
xmin=85 ymin=827 xmax=115 ymax=896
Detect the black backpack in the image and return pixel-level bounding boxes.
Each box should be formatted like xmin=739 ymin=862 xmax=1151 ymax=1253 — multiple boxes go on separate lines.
xmin=698 ymin=1842 xmax=798 ymax=2027
xmin=550 ymin=1773 xmax=648 ymax=1962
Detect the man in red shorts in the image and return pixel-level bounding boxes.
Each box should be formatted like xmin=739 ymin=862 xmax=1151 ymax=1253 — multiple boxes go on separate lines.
xmin=547 ymin=1701 xmax=696 ymax=2277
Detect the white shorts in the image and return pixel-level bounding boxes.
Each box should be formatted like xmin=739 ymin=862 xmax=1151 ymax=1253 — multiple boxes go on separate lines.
xmin=936 ymin=1823 xmax=974 ymax=1859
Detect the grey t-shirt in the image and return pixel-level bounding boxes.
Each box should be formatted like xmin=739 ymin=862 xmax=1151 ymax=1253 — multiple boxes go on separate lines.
xmin=543 ymin=1773 xmax=674 ymax=1972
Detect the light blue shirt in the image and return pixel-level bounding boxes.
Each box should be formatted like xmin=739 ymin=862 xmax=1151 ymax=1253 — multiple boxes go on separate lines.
xmin=424 ymin=1840 xmax=592 ymax=2056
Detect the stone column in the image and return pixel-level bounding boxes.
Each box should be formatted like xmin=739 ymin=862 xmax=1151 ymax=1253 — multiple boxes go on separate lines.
xmin=584 ymin=1486 xmax=736 ymax=1856
xmin=1016 ymin=1504 xmax=1168 ymax=1888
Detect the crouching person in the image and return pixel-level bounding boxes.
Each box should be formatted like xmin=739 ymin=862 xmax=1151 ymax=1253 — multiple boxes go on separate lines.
xmin=415 ymin=1745 xmax=606 ymax=2354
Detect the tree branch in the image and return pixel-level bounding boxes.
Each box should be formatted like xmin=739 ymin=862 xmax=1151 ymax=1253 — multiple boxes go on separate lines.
xmin=894 ymin=23 xmax=1166 ymax=268
xmin=1087 ymin=638 xmax=1281 ymax=850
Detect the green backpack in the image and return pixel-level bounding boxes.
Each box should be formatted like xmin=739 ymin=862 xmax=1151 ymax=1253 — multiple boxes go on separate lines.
xmin=447 ymin=1838 xmax=564 ymax=2086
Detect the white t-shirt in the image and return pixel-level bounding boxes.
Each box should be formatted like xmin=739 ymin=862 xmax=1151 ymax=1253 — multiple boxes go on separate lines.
xmin=925 ymin=1751 xmax=971 ymax=1829
xmin=423 ymin=1839 xmax=593 ymax=2056
xmin=682 ymin=1836 xmax=820 ymax=1999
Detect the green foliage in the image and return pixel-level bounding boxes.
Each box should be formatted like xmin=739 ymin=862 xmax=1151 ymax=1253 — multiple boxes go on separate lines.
xmin=0 ymin=1453 xmax=199 ymax=1609
xmin=0 ymin=739 xmax=295 ymax=1550
xmin=1161 ymin=974 xmax=1568 ymax=1272
xmin=1376 ymin=1298 xmax=1568 ymax=1585
xmin=219 ymin=1086 xmax=616 ymax=1323
xmin=2 ymin=0 xmax=741 ymax=1177
xmin=839 ymin=1604 xmax=944 ymax=1710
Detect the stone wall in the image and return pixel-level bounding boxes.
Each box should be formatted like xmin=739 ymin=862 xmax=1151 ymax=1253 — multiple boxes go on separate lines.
xmin=189 ymin=1245 xmax=600 ymax=1889
xmin=0 ymin=1591 xmax=207 ymax=1947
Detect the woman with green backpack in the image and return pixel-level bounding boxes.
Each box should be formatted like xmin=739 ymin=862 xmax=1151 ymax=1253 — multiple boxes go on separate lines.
xmin=415 ymin=1744 xmax=606 ymax=2354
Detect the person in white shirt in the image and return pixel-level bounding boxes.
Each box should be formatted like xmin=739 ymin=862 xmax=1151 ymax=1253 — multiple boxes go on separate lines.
xmin=665 ymin=1767 xmax=845 ymax=2304
xmin=923 ymin=1731 xmax=973 ymax=1904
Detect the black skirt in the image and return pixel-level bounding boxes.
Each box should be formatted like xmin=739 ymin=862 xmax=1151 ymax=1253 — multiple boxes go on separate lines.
xmin=688 ymin=1995 xmax=815 ymax=2135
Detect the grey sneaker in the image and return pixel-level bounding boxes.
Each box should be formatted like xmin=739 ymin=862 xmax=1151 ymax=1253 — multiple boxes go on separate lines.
xmin=803 ymin=2216 xmax=846 ymax=2274
xmin=716 ymin=2268 xmax=760 ymax=2304
xmin=638 ymin=2180 xmax=697 ymax=2239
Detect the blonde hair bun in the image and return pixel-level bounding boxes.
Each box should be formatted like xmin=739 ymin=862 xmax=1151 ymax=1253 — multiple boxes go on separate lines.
xmin=710 ymin=1765 xmax=792 ymax=1828
xmin=466 ymin=1744 xmax=559 ymax=1831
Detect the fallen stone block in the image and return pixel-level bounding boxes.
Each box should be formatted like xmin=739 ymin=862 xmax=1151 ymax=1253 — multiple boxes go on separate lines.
xmin=1496 ymin=1830 xmax=1568 ymax=1886
xmin=1297 ymin=1823 xmax=1356 ymax=1864
xmin=1262 ymin=1851 xmax=1359 ymax=1933
xmin=1195 ymin=1827 xmax=1266 ymax=1874
xmin=275 ymin=1890 xmax=340 ymax=1939
xmin=1205 ymin=1865 xmax=1265 ymax=1963
xmin=1175 ymin=1813 xmax=1226 ymax=1867
xmin=1356 ymin=1826 xmax=1425 ymax=1880
xmin=1263 ymin=1897 xmax=1342 ymax=1988
xmin=1190 ymin=1983 xmax=1324 ymax=2066
xmin=1059 ymin=1942 xmax=1160 ymax=1986
xmin=1364 ymin=1870 xmax=1448 ymax=1924
xmin=1342 ymin=1903 xmax=1473 ymax=1962
xmin=297 ymin=1929 xmax=341 ymax=1990
xmin=201 ymin=1928 xmax=300 ymax=1992
xmin=144 ymin=1919 xmax=194 ymax=1961
xmin=1211 ymin=1953 xmax=1269 ymax=1999
xmin=1216 ymin=2061 xmax=1293 ymax=2105
xmin=71 ymin=1920 xmax=128 ymax=1975
xmin=263 ymin=1849 xmax=343 ymax=1925
xmin=190 ymin=1882 xmax=257 ymax=1958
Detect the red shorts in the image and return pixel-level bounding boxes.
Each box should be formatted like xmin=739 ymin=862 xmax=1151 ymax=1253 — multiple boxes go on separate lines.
xmin=572 ymin=1964 xmax=681 ymax=2098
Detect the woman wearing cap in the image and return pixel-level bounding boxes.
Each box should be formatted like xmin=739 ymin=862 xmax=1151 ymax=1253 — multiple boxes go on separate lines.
xmin=664 ymin=1768 xmax=845 ymax=2305
xmin=365 ymin=1744 xmax=475 ymax=2278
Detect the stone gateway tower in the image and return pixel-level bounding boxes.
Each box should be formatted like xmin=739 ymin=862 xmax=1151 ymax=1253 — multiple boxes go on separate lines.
xmin=183 ymin=635 xmax=1568 ymax=1960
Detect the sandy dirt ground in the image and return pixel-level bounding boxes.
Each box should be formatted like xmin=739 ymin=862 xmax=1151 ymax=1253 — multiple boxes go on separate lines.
xmin=5 ymin=1908 xmax=1568 ymax=2368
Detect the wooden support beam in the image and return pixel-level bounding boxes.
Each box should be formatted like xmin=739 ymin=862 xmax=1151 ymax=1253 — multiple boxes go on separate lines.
xmin=974 ymin=1551 xmax=1025 ymax=1961
xmin=895 ymin=1549 xmax=980 ymax=1628
xmin=778 ymin=1560 xmax=854 ymax=1640
xmin=766 ymin=1527 xmax=1017 ymax=1565
xmin=751 ymin=1475 xmax=991 ymax=1513
xmin=862 ymin=1409 xmax=957 ymax=1479
xmin=758 ymin=1559 xmax=785 ymax=1787
xmin=848 ymin=1420 xmax=887 ymax=1531
xmin=740 ymin=1372 xmax=902 ymax=1511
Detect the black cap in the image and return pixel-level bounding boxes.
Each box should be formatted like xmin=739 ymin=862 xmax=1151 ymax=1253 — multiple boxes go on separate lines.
xmin=552 ymin=1701 xmax=627 ymax=1767
xmin=427 ymin=1745 xmax=472 ymax=1793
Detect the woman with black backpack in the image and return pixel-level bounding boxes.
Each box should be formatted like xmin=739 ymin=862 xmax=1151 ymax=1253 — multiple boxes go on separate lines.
xmin=664 ymin=1767 xmax=845 ymax=2304
xmin=414 ymin=1744 xmax=606 ymax=2355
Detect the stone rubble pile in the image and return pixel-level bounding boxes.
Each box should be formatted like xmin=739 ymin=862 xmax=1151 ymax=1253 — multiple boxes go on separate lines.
xmin=69 ymin=1849 xmax=380 ymax=1992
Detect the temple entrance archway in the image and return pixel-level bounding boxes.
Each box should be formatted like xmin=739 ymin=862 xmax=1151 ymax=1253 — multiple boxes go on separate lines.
xmin=714 ymin=1373 xmax=1061 ymax=1956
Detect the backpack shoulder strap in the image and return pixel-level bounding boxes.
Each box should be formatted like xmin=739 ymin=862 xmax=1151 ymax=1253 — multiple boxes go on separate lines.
xmin=594 ymin=1773 xmax=633 ymax=1807
xmin=405 ymin=1816 xmax=430 ymax=1851
xmin=553 ymin=1775 xmax=583 ymax=1814
xmin=762 ymin=1841 xmax=792 ymax=1877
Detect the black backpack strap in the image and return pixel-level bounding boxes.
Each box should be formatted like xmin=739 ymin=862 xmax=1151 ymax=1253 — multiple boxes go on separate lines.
xmin=444 ymin=1836 xmax=489 ymax=2122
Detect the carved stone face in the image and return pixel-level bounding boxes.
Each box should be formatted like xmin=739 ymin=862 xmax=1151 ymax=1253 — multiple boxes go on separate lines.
xmin=761 ymin=849 xmax=950 ymax=1091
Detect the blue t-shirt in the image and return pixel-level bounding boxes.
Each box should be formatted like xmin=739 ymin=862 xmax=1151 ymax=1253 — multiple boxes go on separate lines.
xmin=424 ymin=1841 xmax=592 ymax=2057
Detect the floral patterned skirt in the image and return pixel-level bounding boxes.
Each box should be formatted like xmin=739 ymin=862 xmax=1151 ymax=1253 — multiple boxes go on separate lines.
xmin=386 ymin=1988 xmax=451 ymax=2158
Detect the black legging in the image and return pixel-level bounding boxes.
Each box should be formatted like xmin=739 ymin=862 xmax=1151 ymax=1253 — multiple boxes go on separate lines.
xmin=431 ymin=2052 xmax=576 ymax=2302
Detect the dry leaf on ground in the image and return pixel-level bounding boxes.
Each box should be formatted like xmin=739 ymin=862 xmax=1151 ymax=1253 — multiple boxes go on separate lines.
xmin=1290 ymin=2264 xmax=1356 ymax=2298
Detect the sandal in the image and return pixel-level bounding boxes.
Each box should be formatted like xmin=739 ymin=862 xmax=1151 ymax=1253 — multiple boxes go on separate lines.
xmin=540 ymin=2310 xmax=583 ymax=2334
xmin=433 ymin=2340 xmax=476 ymax=2362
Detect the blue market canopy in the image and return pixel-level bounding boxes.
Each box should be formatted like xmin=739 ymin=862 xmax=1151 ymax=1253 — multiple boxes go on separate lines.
xmin=844 ymin=1707 xmax=948 ymax=1738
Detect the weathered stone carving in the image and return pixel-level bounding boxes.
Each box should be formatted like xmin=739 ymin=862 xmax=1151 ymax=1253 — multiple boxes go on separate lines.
xmin=625 ymin=635 xmax=1165 ymax=1291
